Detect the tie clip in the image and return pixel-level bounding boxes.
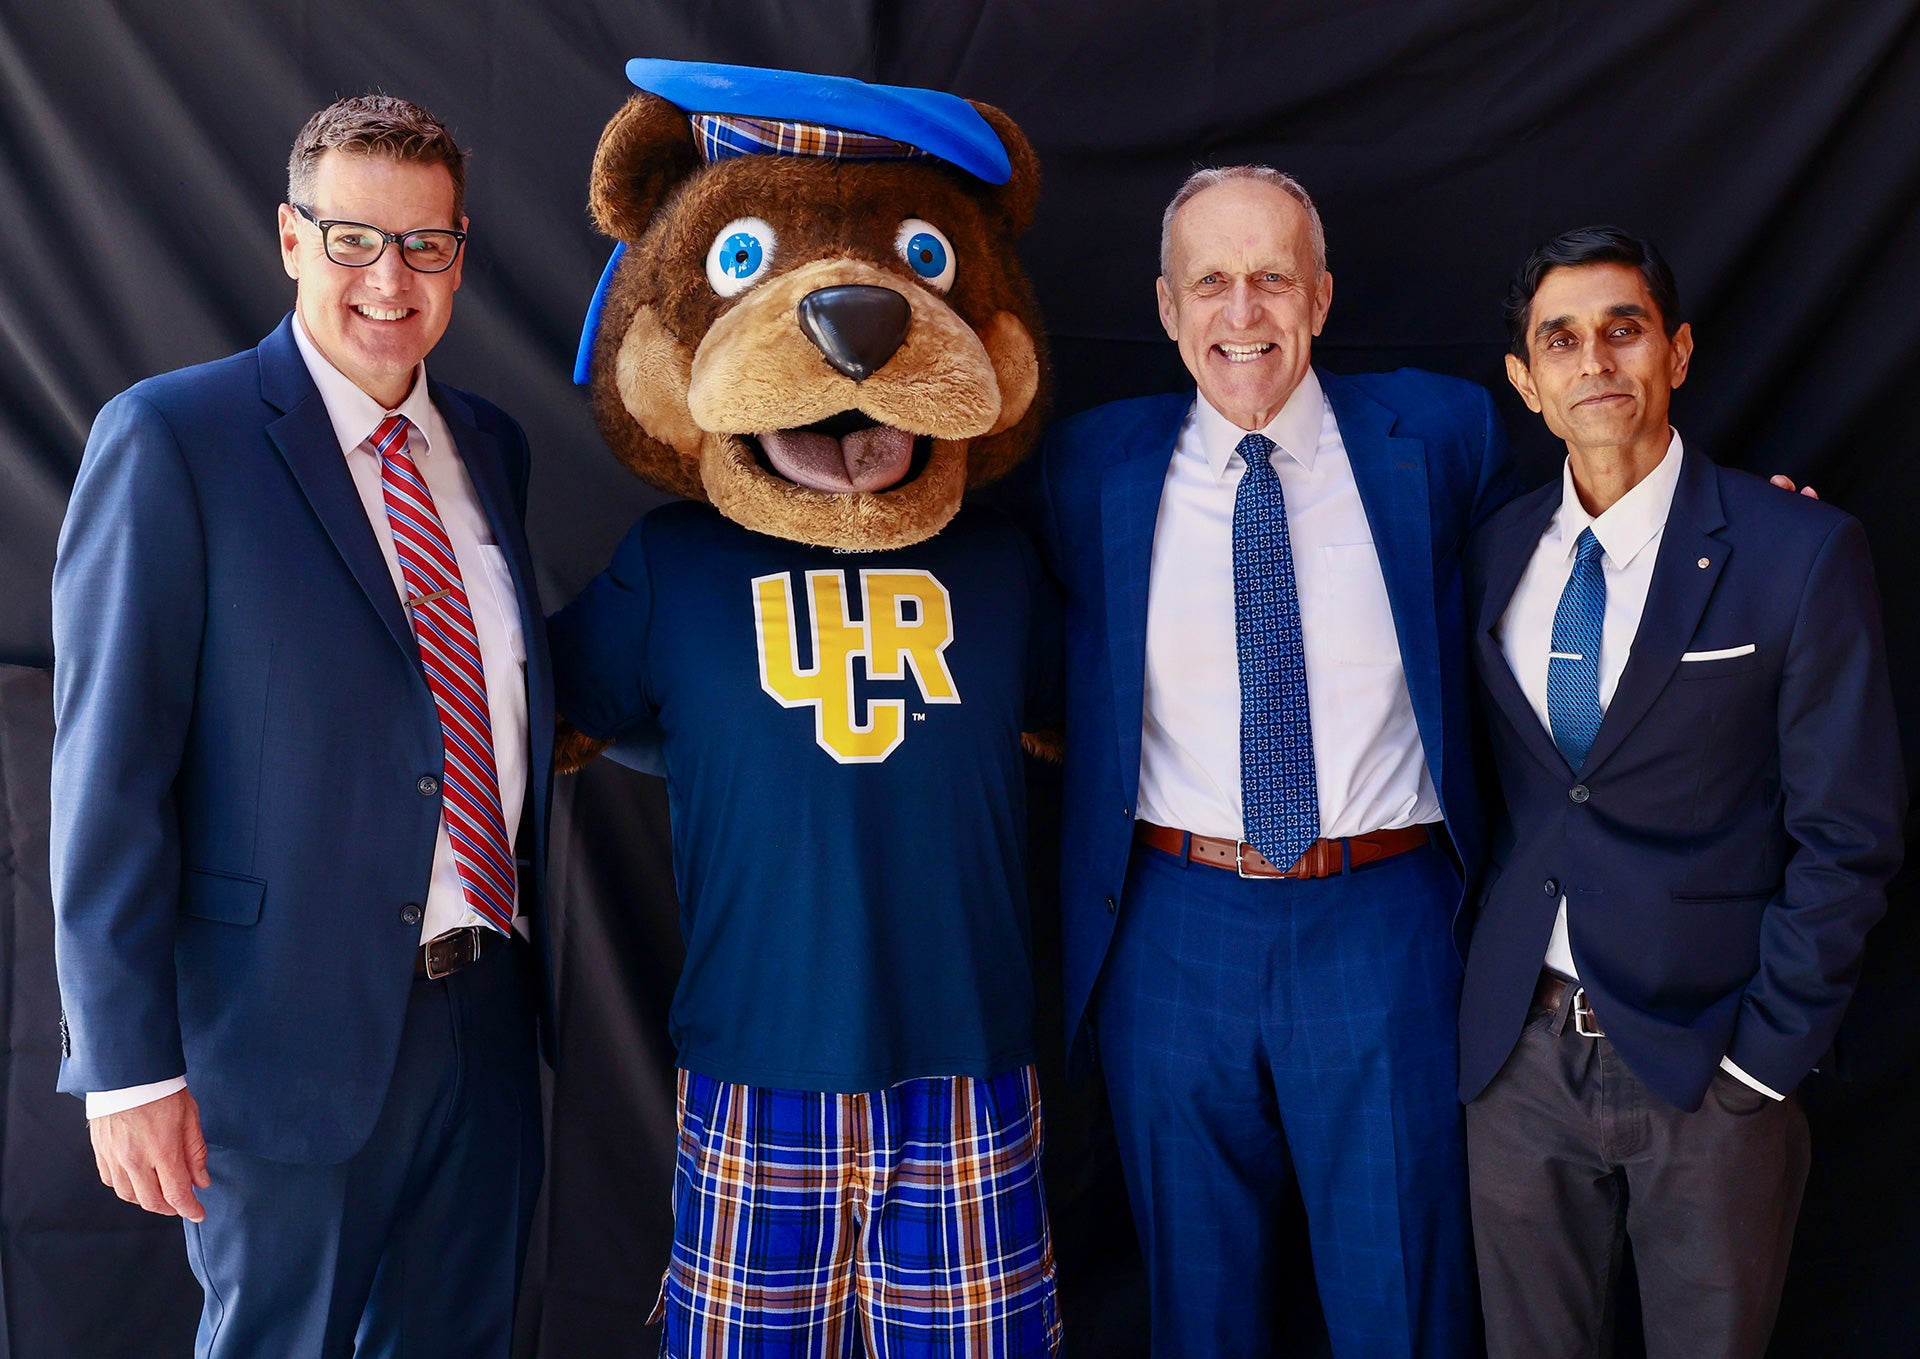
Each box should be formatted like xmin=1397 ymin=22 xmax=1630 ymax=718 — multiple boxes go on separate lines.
xmin=1549 ymin=651 xmax=1583 ymax=661
xmin=405 ymin=587 xmax=453 ymax=611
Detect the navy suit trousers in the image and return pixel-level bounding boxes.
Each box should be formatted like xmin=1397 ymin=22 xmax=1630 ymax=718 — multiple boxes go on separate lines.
xmin=1094 ymin=838 xmax=1473 ymax=1359
xmin=183 ymin=939 xmax=543 ymax=1358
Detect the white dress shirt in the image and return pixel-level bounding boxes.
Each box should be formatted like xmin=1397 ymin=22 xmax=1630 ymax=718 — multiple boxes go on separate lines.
xmin=86 ymin=318 xmax=529 ymax=1118
xmin=1136 ymin=368 xmax=1441 ymax=843
xmin=1495 ymin=430 xmax=1780 ymax=1099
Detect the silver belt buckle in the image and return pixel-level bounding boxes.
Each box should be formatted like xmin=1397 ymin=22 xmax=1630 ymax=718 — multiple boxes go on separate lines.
xmin=1571 ymin=988 xmax=1605 ymax=1038
xmin=1236 ymin=840 xmax=1258 ymax=879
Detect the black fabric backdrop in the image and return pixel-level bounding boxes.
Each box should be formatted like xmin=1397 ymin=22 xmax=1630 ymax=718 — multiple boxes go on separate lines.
xmin=3 ymin=2 xmax=1918 ymax=1354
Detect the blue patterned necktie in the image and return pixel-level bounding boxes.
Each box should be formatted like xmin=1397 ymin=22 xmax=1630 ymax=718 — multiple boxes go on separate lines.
xmin=1546 ymin=527 xmax=1607 ymax=769
xmin=1233 ymin=432 xmax=1319 ymax=867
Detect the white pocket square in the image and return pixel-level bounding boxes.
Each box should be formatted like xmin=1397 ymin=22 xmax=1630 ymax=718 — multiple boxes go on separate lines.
xmin=1681 ymin=643 xmax=1756 ymax=662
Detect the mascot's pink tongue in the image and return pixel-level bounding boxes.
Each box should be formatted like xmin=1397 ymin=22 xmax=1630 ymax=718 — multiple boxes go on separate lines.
xmin=759 ymin=425 xmax=915 ymax=493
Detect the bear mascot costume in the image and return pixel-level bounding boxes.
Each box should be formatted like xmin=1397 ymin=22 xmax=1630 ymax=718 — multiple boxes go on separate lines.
xmin=548 ymin=60 xmax=1063 ymax=1358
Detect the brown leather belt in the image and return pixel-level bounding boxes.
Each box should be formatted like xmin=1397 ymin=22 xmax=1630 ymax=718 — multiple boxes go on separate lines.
xmin=1133 ymin=820 xmax=1432 ymax=880
xmin=416 ymin=926 xmax=504 ymax=980
xmin=1533 ymin=969 xmax=1605 ymax=1037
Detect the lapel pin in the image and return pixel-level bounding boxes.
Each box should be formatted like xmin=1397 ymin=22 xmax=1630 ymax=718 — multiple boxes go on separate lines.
xmin=1697 ymin=557 xmax=1710 ymax=569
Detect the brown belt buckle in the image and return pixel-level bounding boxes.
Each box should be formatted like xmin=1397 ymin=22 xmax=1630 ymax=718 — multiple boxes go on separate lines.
xmin=1571 ymin=988 xmax=1605 ymax=1038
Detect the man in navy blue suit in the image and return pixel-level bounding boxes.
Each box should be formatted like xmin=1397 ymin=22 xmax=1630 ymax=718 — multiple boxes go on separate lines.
xmin=51 ymin=95 xmax=552 ymax=1356
xmin=1031 ymin=166 xmax=1513 ymax=1357
xmin=1459 ymin=226 xmax=1903 ymax=1357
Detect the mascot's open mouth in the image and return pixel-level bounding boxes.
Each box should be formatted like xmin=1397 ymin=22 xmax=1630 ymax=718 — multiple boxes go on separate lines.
xmin=753 ymin=411 xmax=928 ymax=494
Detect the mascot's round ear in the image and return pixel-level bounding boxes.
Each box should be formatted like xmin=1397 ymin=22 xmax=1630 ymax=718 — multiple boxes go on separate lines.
xmin=969 ymin=102 xmax=1040 ymax=238
xmin=588 ymin=93 xmax=703 ymax=243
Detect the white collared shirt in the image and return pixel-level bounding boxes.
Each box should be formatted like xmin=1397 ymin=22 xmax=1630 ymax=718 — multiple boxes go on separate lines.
xmin=86 ymin=320 xmax=529 ymax=1118
xmin=1495 ymin=431 xmax=1780 ymax=1099
xmin=1136 ymin=367 xmax=1441 ymax=843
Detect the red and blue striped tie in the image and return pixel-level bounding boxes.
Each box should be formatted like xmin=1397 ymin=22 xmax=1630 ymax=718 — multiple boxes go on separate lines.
xmin=374 ymin=413 xmax=516 ymax=934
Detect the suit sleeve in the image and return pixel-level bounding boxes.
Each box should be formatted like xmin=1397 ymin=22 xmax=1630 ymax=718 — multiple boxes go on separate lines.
xmin=1727 ymin=515 xmax=1906 ymax=1091
xmin=548 ymin=517 xmax=659 ymax=742
xmin=50 ymin=392 xmax=205 ymax=1095
xmin=1468 ymin=385 xmax=1519 ymax=531
xmin=1020 ymin=530 xmax=1066 ymax=729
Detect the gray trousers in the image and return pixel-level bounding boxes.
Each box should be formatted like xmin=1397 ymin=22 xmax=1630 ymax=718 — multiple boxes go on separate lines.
xmin=1465 ymin=1002 xmax=1810 ymax=1359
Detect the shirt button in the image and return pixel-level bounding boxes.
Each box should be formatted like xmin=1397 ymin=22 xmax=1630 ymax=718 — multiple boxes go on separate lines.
xmin=1105 ymin=895 xmax=1118 ymax=915
xmin=1544 ymin=878 xmax=1559 ymax=896
xmin=417 ymin=775 xmax=440 ymax=797
xmin=399 ymin=902 xmax=423 ymax=926
xmin=1568 ymin=785 xmax=1590 ymax=804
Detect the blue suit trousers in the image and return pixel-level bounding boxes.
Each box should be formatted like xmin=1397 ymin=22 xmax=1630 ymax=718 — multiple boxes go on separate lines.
xmin=1093 ymin=838 xmax=1473 ymax=1358
xmin=183 ymin=940 xmax=543 ymax=1358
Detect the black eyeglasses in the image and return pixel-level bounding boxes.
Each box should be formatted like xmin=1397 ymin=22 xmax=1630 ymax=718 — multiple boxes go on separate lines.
xmin=292 ymin=203 xmax=466 ymax=273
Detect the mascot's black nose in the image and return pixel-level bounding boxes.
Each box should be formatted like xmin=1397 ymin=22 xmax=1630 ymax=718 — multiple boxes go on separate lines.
xmin=797 ymin=285 xmax=912 ymax=381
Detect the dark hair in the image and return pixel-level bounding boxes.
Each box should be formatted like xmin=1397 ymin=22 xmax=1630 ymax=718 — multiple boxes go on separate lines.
xmin=287 ymin=94 xmax=468 ymax=220
xmin=1505 ymin=225 xmax=1681 ymax=359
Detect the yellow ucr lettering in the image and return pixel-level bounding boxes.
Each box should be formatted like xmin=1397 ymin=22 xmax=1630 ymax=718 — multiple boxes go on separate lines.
xmin=752 ymin=570 xmax=902 ymax=763
xmin=862 ymin=571 xmax=959 ymax=701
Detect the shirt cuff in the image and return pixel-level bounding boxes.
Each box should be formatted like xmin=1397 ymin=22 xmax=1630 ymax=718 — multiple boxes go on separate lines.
xmin=86 ymin=1076 xmax=188 ymax=1118
xmin=1719 ymin=1056 xmax=1785 ymax=1101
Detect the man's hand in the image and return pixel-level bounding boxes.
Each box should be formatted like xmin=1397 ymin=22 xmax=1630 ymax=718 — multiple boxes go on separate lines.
xmin=1769 ymin=474 xmax=1820 ymax=499
xmin=89 ymin=1086 xmax=210 ymax=1221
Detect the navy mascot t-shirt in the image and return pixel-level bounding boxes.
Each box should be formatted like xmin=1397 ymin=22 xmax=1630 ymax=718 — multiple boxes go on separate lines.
xmin=551 ymin=502 xmax=1061 ymax=1093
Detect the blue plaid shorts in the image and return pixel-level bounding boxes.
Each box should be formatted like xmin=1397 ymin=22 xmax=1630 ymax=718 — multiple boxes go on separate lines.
xmin=653 ymin=1066 xmax=1061 ymax=1358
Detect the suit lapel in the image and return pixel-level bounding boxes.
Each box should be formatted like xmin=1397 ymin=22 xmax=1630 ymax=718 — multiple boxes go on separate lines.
xmin=258 ymin=317 xmax=419 ymax=664
xmin=433 ymin=379 xmax=553 ymax=758
xmin=1579 ymin=447 xmax=1727 ymax=774
xmin=431 ymin=380 xmax=524 ymax=610
xmin=1473 ymin=483 xmax=1568 ymax=775
xmin=1101 ymin=398 xmax=1186 ymax=805
xmin=1323 ymin=376 xmax=1445 ymax=777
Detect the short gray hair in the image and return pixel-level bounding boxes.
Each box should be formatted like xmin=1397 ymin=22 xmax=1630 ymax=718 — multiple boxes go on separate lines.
xmin=1158 ymin=165 xmax=1327 ymax=280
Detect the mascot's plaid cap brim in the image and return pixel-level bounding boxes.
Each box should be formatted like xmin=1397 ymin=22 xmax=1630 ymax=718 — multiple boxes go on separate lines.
xmin=575 ymin=59 xmax=1013 ymax=383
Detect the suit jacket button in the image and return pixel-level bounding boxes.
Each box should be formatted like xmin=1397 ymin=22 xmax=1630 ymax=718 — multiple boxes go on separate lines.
xmin=1105 ymin=895 xmax=1117 ymax=915
xmin=1544 ymin=878 xmax=1558 ymax=895
xmin=1568 ymin=785 xmax=1590 ymax=804
xmin=400 ymin=903 xmax=423 ymax=926
xmin=417 ymin=775 xmax=440 ymax=796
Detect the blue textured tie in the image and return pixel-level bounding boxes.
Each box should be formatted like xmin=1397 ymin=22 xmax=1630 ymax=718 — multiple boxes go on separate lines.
xmin=1546 ymin=528 xmax=1607 ymax=769
xmin=1233 ymin=432 xmax=1319 ymax=867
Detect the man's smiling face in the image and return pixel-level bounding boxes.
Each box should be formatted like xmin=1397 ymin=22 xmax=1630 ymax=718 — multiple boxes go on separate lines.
xmin=1506 ymin=260 xmax=1692 ymax=458
xmin=278 ymin=149 xmax=465 ymax=408
xmin=1156 ymin=177 xmax=1332 ymax=431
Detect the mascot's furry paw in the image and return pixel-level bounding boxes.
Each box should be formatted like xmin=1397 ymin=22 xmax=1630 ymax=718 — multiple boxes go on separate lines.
xmin=555 ymin=718 xmax=612 ymax=776
xmin=1022 ymin=728 xmax=1064 ymax=764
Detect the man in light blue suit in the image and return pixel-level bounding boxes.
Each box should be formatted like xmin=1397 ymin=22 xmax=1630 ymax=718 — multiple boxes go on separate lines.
xmin=1030 ymin=167 xmax=1514 ymax=1356
xmin=51 ymin=95 xmax=552 ymax=1356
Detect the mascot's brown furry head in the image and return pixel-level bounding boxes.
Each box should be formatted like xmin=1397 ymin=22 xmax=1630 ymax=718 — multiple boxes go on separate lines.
xmin=574 ymin=60 xmax=1047 ymax=551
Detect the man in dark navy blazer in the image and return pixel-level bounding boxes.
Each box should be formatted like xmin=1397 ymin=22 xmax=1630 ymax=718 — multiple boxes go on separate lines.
xmin=1460 ymin=226 xmax=1903 ymax=1357
xmin=1031 ymin=167 xmax=1514 ymax=1357
xmin=51 ymin=96 xmax=553 ymax=1356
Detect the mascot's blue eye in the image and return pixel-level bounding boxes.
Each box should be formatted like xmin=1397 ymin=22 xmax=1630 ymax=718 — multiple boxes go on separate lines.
xmin=893 ymin=218 xmax=956 ymax=292
xmin=905 ymin=233 xmax=946 ymax=278
xmin=722 ymin=234 xmax=763 ymax=276
xmin=706 ymin=217 xmax=776 ymax=297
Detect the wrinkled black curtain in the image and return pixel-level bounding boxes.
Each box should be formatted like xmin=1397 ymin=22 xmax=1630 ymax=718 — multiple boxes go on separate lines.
xmin=4 ymin=2 xmax=1919 ymax=1355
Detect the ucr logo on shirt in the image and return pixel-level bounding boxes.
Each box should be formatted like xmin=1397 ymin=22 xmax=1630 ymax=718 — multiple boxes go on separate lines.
xmin=752 ymin=568 xmax=960 ymax=762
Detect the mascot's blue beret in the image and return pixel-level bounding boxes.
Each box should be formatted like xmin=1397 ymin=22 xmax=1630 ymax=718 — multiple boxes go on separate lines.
xmin=575 ymin=59 xmax=1013 ymax=383
xmin=626 ymin=59 xmax=1012 ymax=184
